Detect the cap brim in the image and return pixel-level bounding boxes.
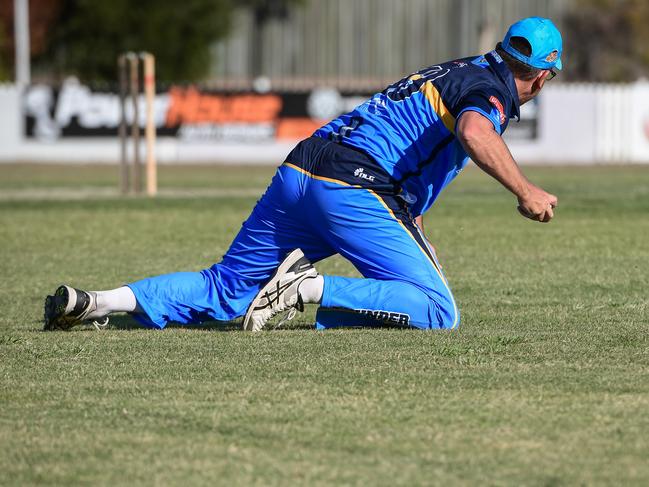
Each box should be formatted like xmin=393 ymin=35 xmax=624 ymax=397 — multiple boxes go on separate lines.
xmin=555 ymin=58 xmax=562 ymax=70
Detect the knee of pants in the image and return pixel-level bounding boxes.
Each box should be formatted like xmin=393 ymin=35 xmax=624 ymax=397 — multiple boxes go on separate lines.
xmin=432 ymin=292 xmax=460 ymax=330
xmin=403 ymin=284 xmax=459 ymax=330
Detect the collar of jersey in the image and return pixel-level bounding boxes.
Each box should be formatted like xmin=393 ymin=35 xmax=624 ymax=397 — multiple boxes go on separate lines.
xmin=485 ymin=50 xmax=521 ymax=121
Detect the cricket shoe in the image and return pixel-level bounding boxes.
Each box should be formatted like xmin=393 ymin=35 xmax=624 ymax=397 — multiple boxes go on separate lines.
xmin=43 ymin=285 xmax=109 ymax=331
xmin=243 ymin=249 xmax=318 ymax=332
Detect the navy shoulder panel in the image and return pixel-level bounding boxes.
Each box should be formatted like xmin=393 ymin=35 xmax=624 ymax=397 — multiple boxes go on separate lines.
xmin=430 ymin=55 xmax=516 ymax=134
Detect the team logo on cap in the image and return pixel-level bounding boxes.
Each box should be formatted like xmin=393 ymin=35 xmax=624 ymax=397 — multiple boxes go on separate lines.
xmin=489 ymin=96 xmax=506 ymax=124
xmin=545 ymin=50 xmax=558 ymax=63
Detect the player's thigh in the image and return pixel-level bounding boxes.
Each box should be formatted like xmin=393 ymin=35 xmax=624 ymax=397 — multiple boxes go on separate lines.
xmin=217 ymin=165 xmax=334 ymax=282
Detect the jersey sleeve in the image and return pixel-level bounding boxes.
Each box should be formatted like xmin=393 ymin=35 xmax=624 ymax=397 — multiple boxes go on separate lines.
xmin=455 ymin=89 xmax=511 ymax=135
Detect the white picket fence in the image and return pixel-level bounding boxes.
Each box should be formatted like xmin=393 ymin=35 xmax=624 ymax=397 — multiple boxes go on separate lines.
xmin=595 ymin=83 xmax=649 ymax=162
xmin=507 ymin=82 xmax=649 ymax=164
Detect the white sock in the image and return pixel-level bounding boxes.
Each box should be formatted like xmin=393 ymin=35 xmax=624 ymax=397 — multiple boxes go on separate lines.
xmin=88 ymin=286 xmax=140 ymax=318
xmin=298 ymin=275 xmax=324 ymax=304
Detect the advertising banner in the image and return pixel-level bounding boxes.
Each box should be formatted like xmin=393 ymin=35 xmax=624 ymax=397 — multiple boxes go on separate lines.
xmin=24 ymin=78 xmax=371 ymax=143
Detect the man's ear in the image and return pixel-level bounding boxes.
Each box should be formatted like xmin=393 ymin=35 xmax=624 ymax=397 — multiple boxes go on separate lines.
xmin=532 ymin=70 xmax=550 ymax=92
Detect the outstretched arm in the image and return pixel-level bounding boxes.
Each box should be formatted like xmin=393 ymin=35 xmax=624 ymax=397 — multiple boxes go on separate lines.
xmin=456 ymin=111 xmax=558 ymax=223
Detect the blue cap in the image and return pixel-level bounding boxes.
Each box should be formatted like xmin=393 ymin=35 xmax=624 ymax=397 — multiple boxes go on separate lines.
xmin=502 ymin=17 xmax=563 ymax=71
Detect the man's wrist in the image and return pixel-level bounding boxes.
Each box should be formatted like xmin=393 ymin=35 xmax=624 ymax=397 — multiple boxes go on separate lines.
xmin=515 ymin=181 xmax=533 ymax=202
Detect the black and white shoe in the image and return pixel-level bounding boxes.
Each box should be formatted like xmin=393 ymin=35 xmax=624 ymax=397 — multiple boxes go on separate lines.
xmin=43 ymin=285 xmax=108 ymax=331
xmin=243 ymin=249 xmax=318 ymax=332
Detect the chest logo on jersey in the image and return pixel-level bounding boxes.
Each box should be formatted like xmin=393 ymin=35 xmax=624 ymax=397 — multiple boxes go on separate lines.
xmin=354 ymin=168 xmax=375 ymax=182
xmin=489 ymin=96 xmax=507 ymax=124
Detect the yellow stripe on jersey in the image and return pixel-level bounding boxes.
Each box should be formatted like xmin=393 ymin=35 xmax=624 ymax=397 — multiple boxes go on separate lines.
xmin=420 ymin=81 xmax=456 ymax=133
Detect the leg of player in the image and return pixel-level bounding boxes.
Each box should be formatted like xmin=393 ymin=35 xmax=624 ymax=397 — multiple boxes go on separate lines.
xmin=309 ymin=167 xmax=458 ymax=330
xmin=247 ymin=246 xmax=456 ymax=331
xmin=316 ymin=274 xmax=457 ymax=330
xmin=44 ymin=166 xmax=334 ymax=331
xmin=244 ymin=244 xmax=455 ymax=332
xmin=125 ymin=167 xmax=333 ymax=330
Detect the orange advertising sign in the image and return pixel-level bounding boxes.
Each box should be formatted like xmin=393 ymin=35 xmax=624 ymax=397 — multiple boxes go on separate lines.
xmin=165 ymin=87 xmax=283 ymax=126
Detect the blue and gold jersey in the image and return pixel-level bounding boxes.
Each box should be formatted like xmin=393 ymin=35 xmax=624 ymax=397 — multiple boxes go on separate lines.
xmin=313 ymin=50 xmax=521 ymax=216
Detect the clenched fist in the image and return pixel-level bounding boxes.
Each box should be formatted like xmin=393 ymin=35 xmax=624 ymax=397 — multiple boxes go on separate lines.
xmin=517 ymin=184 xmax=558 ymax=223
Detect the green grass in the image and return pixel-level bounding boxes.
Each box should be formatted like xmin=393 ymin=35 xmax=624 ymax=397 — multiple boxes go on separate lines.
xmin=1 ymin=164 xmax=648 ymax=486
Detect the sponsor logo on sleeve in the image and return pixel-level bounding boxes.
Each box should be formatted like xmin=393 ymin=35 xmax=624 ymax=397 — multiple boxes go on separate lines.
xmin=489 ymin=95 xmax=507 ymax=124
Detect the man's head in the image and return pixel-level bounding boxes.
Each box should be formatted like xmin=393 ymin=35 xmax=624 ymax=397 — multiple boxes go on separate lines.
xmin=496 ymin=17 xmax=563 ymax=104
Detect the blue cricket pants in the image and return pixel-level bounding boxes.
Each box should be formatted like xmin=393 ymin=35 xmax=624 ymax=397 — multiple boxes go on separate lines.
xmin=128 ymin=137 xmax=459 ymax=330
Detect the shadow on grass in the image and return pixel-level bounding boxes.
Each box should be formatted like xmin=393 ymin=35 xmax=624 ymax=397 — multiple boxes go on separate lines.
xmin=105 ymin=315 xmax=316 ymax=332
xmin=102 ymin=314 xmax=240 ymax=332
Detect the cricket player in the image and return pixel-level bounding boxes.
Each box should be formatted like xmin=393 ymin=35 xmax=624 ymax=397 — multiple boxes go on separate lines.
xmin=44 ymin=17 xmax=562 ymax=332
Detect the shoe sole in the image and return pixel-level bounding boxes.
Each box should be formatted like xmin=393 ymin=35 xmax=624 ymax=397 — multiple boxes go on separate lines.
xmin=243 ymin=249 xmax=306 ymax=331
xmin=43 ymin=285 xmax=76 ymax=331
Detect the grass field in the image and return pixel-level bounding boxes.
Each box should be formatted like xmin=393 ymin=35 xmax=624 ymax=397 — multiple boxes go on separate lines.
xmin=1 ymin=163 xmax=648 ymax=486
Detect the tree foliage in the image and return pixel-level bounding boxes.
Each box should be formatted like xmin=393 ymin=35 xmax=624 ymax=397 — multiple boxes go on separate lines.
xmin=37 ymin=0 xmax=302 ymax=83
xmin=0 ymin=0 xmax=64 ymax=81
xmin=39 ymin=0 xmax=233 ymax=82
xmin=564 ymin=0 xmax=649 ymax=81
